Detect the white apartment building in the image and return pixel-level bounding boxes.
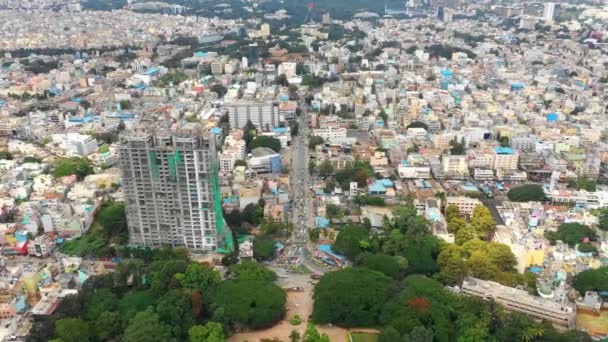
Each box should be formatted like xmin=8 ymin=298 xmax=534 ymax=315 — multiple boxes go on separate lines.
xmin=474 ymin=168 xmax=494 ymax=181
xmin=467 ymin=151 xmax=494 ymax=169
xmin=493 ymin=148 xmax=519 ymax=171
xmin=397 ymin=165 xmax=431 ymax=179
xmin=441 ymin=155 xmax=468 ymax=176
xmin=445 ymin=197 xmax=481 ymax=218
xmin=225 ymin=102 xmax=280 ymax=129
xmin=312 ymin=127 xmax=347 ymax=140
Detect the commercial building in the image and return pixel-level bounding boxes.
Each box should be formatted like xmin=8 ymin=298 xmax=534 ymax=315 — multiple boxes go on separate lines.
xmin=543 ymin=3 xmax=558 ymax=23
xmin=119 ymin=125 xmax=225 ymax=252
xmin=493 ymin=147 xmax=519 ymax=171
xmin=461 ymin=277 xmax=575 ymax=329
xmin=225 ymin=102 xmax=280 ymax=129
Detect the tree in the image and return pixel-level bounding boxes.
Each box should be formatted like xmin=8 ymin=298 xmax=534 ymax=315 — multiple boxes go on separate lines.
xmin=122 ymin=308 xmax=172 ymax=342
xmin=544 ymin=223 xmax=596 ymax=247
xmin=0 ymin=150 xmax=13 ymax=160
xmin=507 ymin=184 xmax=547 ymax=202
xmin=357 ymin=253 xmax=402 ymax=279
xmin=499 ymin=136 xmax=510 ymax=147
xmin=188 ymin=322 xmax=225 ymax=342
xmin=275 ymin=73 xmax=289 ymax=87
xmin=254 ymin=235 xmax=276 ymax=261
xmin=228 ymin=261 xmax=277 ymax=281
xmin=52 ymin=157 xmax=94 ymax=180
xmin=599 ymin=209 xmax=608 ymax=232
xmin=210 ymin=84 xmax=227 ymax=97
xmin=83 ymin=288 xmax=118 ymax=320
xmin=94 ymin=311 xmax=122 ymax=341
xmin=212 ymin=280 xmax=286 ymax=329
xmin=24 ymin=156 xmax=42 ymax=163
xmin=302 ymin=323 xmax=330 ymax=342
xmin=572 ymin=266 xmax=608 ymax=294
xmin=450 ymin=138 xmax=466 ymax=155
xmin=455 ymin=225 xmax=477 ymax=245
xmin=312 ymin=268 xmax=391 ymax=327
xmin=317 ymin=159 xmax=334 ymax=177
xmin=447 ymin=217 xmax=466 ymax=234
xmin=251 ymin=136 xmax=281 ymax=152
xmin=150 ymin=259 xmax=188 ymax=294
xmin=407 ymin=121 xmax=428 ymax=130
xmin=290 ymin=329 xmax=302 ymax=342
xmin=243 ymin=120 xmax=257 ymax=149
xmin=156 ymin=290 xmax=193 ymax=339
xmin=333 ymin=225 xmax=369 ymax=260
xmin=309 ymin=135 xmax=324 ymax=150
xmin=471 ymin=205 xmax=496 ymax=238
xmin=55 ymin=318 xmax=91 ymax=342
xmin=445 ymin=204 xmax=461 ymax=222
xmin=176 ymin=263 xmax=221 ymax=293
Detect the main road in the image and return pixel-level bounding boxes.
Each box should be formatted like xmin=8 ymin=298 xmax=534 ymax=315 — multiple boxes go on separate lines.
xmin=284 ymin=103 xmax=326 ymax=275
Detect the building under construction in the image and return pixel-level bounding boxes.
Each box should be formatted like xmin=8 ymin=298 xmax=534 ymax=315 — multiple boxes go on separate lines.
xmin=119 ymin=123 xmax=232 ymax=252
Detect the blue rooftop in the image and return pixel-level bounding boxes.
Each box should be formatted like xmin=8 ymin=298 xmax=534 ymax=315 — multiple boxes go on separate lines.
xmin=211 ymin=127 xmax=222 ymax=135
xmin=381 ymin=178 xmax=393 ymax=187
xmin=495 ymin=147 xmax=514 ymax=155
xmin=441 ymin=69 xmax=453 ymax=77
xmin=546 ymin=113 xmax=558 ymax=122
xmin=318 ymin=244 xmax=345 ymax=260
xmin=195 ymin=52 xmax=206 ymax=58
xmin=143 ymin=67 xmax=161 ymax=76
xmin=368 ymin=181 xmax=387 ymax=194
xmin=272 ymin=127 xmax=287 ymax=134
xmin=132 ymin=84 xmax=146 ymax=90
xmin=315 ymin=216 xmax=330 ymax=229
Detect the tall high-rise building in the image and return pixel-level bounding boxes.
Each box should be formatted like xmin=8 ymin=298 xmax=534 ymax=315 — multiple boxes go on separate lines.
xmin=543 ymin=3 xmax=558 ymax=23
xmin=248 ymin=43 xmax=259 ymax=66
xmin=119 ymin=125 xmax=227 ymax=252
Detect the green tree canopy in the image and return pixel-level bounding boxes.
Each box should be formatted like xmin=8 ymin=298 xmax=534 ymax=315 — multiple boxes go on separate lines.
xmin=253 ymin=235 xmax=276 ymax=261
xmin=251 ymin=136 xmax=282 ymax=152
xmin=211 ymin=280 xmax=286 ymax=329
xmin=309 ymin=135 xmax=325 ymax=150
xmin=176 ymin=262 xmax=221 ymax=293
xmin=228 ymin=261 xmax=277 ymax=281
xmin=55 ymin=318 xmax=91 ymax=342
xmin=122 ymin=307 xmax=172 ymax=342
xmin=312 ymin=268 xmax=391 ymax=327
xmin=356 ymin=253 xmax=403 ymax=279
xmin=188 ymin=322 xmax=225 ymax=342
xmin=53 ymin=157 xmax=94 ymax=180
xmin=507 ymin=184 xmax=548 ymax=202
xmin=544 ymin=223 xmax=596 ymax=247
xmin=573 ymin=266 xmax=608 ymax=294
xmin=333 ymin=224 xmax=369 ymax=260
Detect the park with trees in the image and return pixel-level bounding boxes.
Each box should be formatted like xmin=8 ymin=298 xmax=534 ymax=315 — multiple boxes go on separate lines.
xmin=313 ymin=204 xmax=593 ymax=342
xmin=32 ymin=251 xmax=286 ymax=342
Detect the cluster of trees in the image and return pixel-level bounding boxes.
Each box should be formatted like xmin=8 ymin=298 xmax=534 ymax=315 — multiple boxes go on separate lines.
xmin=568 ymin=176 xmax=597 ymax=192
xmin=334 ymin=160 xmax=375 ymax=189
xmin=573 ymin=266 xmax=608 ymax=295
xmin=438 ymin=239 xmax=532 ymax=288
xmin=312 ymin=269 xmax=589 ymax=342
xmin=251 ymin=136 xmax=282 ymax=153
xmin=308 ymin=136 xmax=325 ymax=150
xmin=353 ymin=194 xmax=385 ymax=206
xmin=544 ymin=223 xmax=597 ymax=247
xmin=60 ymin=201 xmax=128 ymax=257
xmin=332 ymin=205 xmax=440 ymax=275
xmin=52 ymin=157 xmax=94 ymax=181
xmin=507 ymin=184 xmax=548 ymax=202
xmin=32 ymin=250 xmax=285 ymax=342
xmin=224 ymin=202 xmax=264 ymax=235
xmin=316 ymin=204 xmax=592 ymax=341
xmin=21 ymin=58 xmax=59 ymax=74
xmin=445 ymin=204 xmax=496 ymax=243
xmin=449 ymin=137 xmax=466 ymax=155
xmin=159 ymin=71 xmax=189 ymax=86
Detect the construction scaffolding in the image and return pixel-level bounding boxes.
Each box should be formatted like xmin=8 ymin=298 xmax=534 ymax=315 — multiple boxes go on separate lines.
xmin=212 ymin=157 xmax=234 ymax=253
